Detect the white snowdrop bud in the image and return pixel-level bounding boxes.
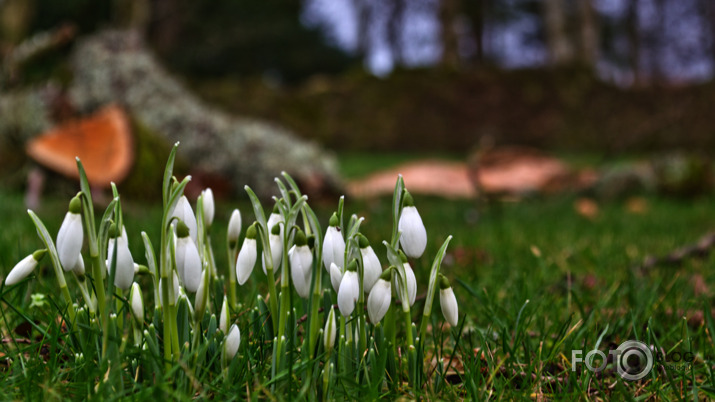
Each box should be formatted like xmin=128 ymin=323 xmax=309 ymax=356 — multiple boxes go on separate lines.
xmin=322 ymin=213 xmax=345 ymax=272
xmin=262 ymin=223 xmax=283 ymax=275
xmin=201 ymin=188 xmax=215 ymax=227
xmin=5 ymin=249 xmax=46 ymax=286
xmin=57 ymin=196 xmax=83 ymax=271
xmin=227 ymin=209 xmax=242 ymax=246
xmin=267 ymin=206 xmax=284 ymax=239
xmin=130 ymin=282 xmax=144 ymax=324
xmin=224 ymin=323 xmax=241 ymax=360
xmin=236 ymin=224 xmax=258 ymax=285
xmin=439 ymin=276 xmax=459 ymax=327
xmin=367 ymin=269 xmax=393 ymax=323
xmin=219 ymin=296 xmax=230 ymax=334
xmin=337 ymin=260 xmax=359 ymax=316
xmin=398 ymin=191 xmax=427 ymax=258
xmin=113 ymin=229 xmax=135 ymax=290
xmin=324 ymin=306 xmax=336 ymax=351
xmin=329 ymin=263 xmax=343 ymax=293
xmin=289 ymin=230 xmax=313 ymax=299
xmin=395 ymin=251 xmax=416 ymax=306
xmin=175 ymin=221 xmax=202 ymax=293
xmin=171 ymin=196 xmax=198 ymax=242
xmin=357 ymin=234 xmax=381 ymax=293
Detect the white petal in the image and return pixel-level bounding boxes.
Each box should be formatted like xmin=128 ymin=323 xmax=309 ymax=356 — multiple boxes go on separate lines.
xmin=329 ymin=263 xmax=343 ymax=293
xmin=395 ymin=263 xmax=417 ymax=306
xmin=337 ymin=271 xmax=359 ymax=316
xmin=179 ymin=238 xmax=202 ymax=293
xmin=367 ymin=279 xmax=391 ymax=323
xmin=267 ymin=213 xmax=284 ymax=238
xmin=202 ymin=188 xmax=215 ymax=227
xmin=236 ymin=238 xmax=257 ymax=285
xmin=130 ymin=282 xmax=144 ymax=323
xmin=57 ymin=212 xmax=83 ymax=271
xmin=322 ymin=226 xmax=345 ymax=272
xmin=290 ymin=245 xmax=312 ymax=298
xmin=440 ymin=287 xmax=459 ymax=326
xmin=219 ymin=296 xmax=229 ymax=333
xmin=224 ymin=324 xmax=241 ymax=360
xmin=398 ymin=206 xmax=427 ymax=258
xmin=361 ymin=246 xmax=382 ymax=293
xmin=194 ymin=270 xmax=209 ymax=321
xmin=172 ymin=196 xmax=198 ymax=242
xmin=262 ymin=234 xmax=283 ymax=275
xmin=227 ymin=209 xmax=242 ymax=242
xmin=72 ymin=254 xmax=85 ymax=276
xmin=5 ymin=254 xmax=38 ymax=286
xmin=114 ymin=235 xmax=134 ymax=290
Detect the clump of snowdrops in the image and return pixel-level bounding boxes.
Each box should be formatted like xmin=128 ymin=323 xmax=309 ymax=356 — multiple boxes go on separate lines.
xmin=4 ymin=143 xmax=460 ymax=398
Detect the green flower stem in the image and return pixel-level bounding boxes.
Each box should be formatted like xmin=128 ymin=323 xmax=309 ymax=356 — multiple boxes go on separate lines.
xmin=227 ymin=244 xmax=238 ymax=311
xmin=274 ymin=258 xmax=291 ymax=373
xmin=160 ymin=272 xmax=172 ymax=370
xmin=308 ymin=260 xmax=322 ymax=357
xmin=418 ymin=236 xmax=452 ymax=341
xmin=90 ymin=253 xmax=107 ymax=320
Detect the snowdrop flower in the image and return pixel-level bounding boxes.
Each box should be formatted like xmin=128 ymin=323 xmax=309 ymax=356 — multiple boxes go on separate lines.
xmin=5 ymin=249 xmax=46 ymax=286
xmin=171 ymin=196 xmax=197 ymax=242
xmin=395 ymin=251 xmax=416 ymax=306
xmin=219 ymin=296 xmax=230 ymax=334
xmin=227 ymin=209 xmax=242 ymax=247
xmin=367 ymin=268 xmax=393 ymax=323
xmin=175 ymin=221 xmax=202 ymax=293
xmin=130 ymin=282 xmax=144 ymax=324
xmin=201 ymin=188 xmax=215 ymax=228
xmin=329 ymin=263 xmax=343 ymax=293
xmin=290 ymin=230 xmax=313 ymax=299
xmin=236 ymin=224 xmax=258 ymax=285
xmin=57 ymin=196 xmax=83 ymax=272
xmin=398 ymin=191 xmax=427 ymax=258
xmin=357 ymin=234 xmax=381 ymax=293
xmin=72 ymin=254 xmax=85 ymax=276
xmin=439 ymin=275 xmax=458 ymax=326
xmin=224 ymin=324 xmax=241 ymax=360
xmin=322 ymin=213 xmax=345 ymax=272
xmin=262 ymin=223 xmax=283 ymax=275
xmin=337 ymin=260 xmax=359 ymax=316
xmin=324 ymin=306 xmax=336 ymax=351
xmin=267 ymin=205 xmax=284 ymax=239
xmin=110 ymin=226 xmax=135 ymax=290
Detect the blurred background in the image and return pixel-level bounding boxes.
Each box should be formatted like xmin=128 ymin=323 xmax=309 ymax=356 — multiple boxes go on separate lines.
xmin=1 ymin=0 xmax=714 ymax=201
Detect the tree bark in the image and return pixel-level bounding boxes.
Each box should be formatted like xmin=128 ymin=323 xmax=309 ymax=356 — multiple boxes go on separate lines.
xmin=353 ymin=0 xmax=372 ymax=61
xmin=386 ymin=0 xmax=405 ymax=66
xmin=576 ymin=0 xmax=598 ymax=67
xmin=462 ymin=0 xmax=486 ymax=64
xmin=543 ymin=0 xmax=573 ymax=65
xmin=626 ymin=0 xmax=642 ymax=85
xmin=439 ymin=0 xmax=460 ymax=68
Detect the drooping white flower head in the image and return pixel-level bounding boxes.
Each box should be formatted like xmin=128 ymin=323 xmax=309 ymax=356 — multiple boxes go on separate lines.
xmin=395 ymin=251 xmax=416 ymax=306
xmin=130 ymin=282 xmax=144 ymax=324
xmin=219 ymin=296 xmax=230 ymax=334
xmin=337 ymin=260 xmax=359 ymax=316
xmin=262 ymin=223 xmax=283 ymax=275
xmin=267 ymin=206 xmax=284 ymax=239
xmin=112 ymin=227 xmax=135 ymax=290
xmin=5 ymin=249 xmax=46 ymax=286
xmin=175 ymin=221 xmax=202 ymax=293
xmin=72 ymin=254 xmax=85 ymax=276
xmin=201 ymin=188 xmax=215 ymax=228
xmin=227 ymin=209 xmax=242 ymax=246
xmin=224 ymin=324 xmax=241 ymax=360
xmin=171 ymin=196 xmax=198 ymax=242
xmin=398 ymin=191 xmax=427 ymax=259
xmin=439 ymin=276 xmax=458 ymax=327
xmin=289 ymin=230 xmax=313 ymax=299
xmin=322 ymin=213 xmax=345 ymax=272
xmin=357 ymin=234 xmax=381 ymax=293
xmin=329 ymin=263 xmax=343 ymax=293
xmin=57 ymin=196 xmax=84 ymax=272
xmin=324 ymin=306 xmax=337 ymax=351
xmin=236 ymin=223 xmax=258 ymax=285
xmin=367 ymin=269 xmax=393 ymax=323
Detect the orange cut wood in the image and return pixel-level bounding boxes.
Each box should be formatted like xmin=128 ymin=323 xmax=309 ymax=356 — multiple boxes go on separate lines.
xmin=26 ymin=104 xmax=134 ymax=187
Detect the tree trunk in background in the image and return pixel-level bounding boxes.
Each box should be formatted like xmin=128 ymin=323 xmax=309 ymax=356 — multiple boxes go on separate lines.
xmin=650 ymin=0 xmax=666 ymax=84
xmin=353 ymin=0 xmax=372 ymax=61
xmin=439 ymin=0 xmax=460 ymax=68
xmin=626 ymin=0 xmax=642 ymax=85
xmin=387 ymin=0 xmax=405 ymax=66
xmin=543 ymin=0 xmax=573 ymax=65
xmin=463 ymin=0 xmax=485 ymax=64
xmin=576 ymin=0 xmax=597 ymax=67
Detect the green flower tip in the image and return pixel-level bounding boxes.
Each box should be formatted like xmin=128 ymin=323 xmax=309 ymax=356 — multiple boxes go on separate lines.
xmin=402 ymin=190 xmax=414 ymax=207
xmin=176 ymin=221 xmax=190 ymax=238
xmin=271 ymin=223 xmax=281 ymax=235
xmin=329 ymin=213 xmax=339 ymax=227
xmin=246 ymin=223 xmax=258 ymax=239
xmin=379 ymin=267 xmax=393 ymax=281
xmin=294 ymin=229 xmax=307 ymax=246
xmin=439 ymin=275 xmax=451 ymax=290
xmin=398 ymin=250 xmax=408 ymax=263
xmin=32 ymin=249 xmax=47 ymax=261
xmin=272 ymin=204 xmax=280 ymax=213
xmin=357 ymin=233 xmax=369 ymax=249
xmin=108 ymin=222 xmax=118 ymax=238
xmin=69 ymin=196 xmax=82 ymax=214
xmin=346 ymin=259 xmax=358 ymax=272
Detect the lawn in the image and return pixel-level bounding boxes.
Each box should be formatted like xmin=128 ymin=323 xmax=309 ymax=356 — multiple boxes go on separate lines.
xmin=1 ymin=152 xmax=714 ymax=399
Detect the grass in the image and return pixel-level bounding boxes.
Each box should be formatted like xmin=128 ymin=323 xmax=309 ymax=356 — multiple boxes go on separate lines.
xmin=1 ymin=153 xmax=714 ymax=399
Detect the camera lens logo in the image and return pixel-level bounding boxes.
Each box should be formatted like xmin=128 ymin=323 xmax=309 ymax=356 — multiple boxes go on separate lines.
xmin=615 ymin=340 xmax=653 ymax=381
